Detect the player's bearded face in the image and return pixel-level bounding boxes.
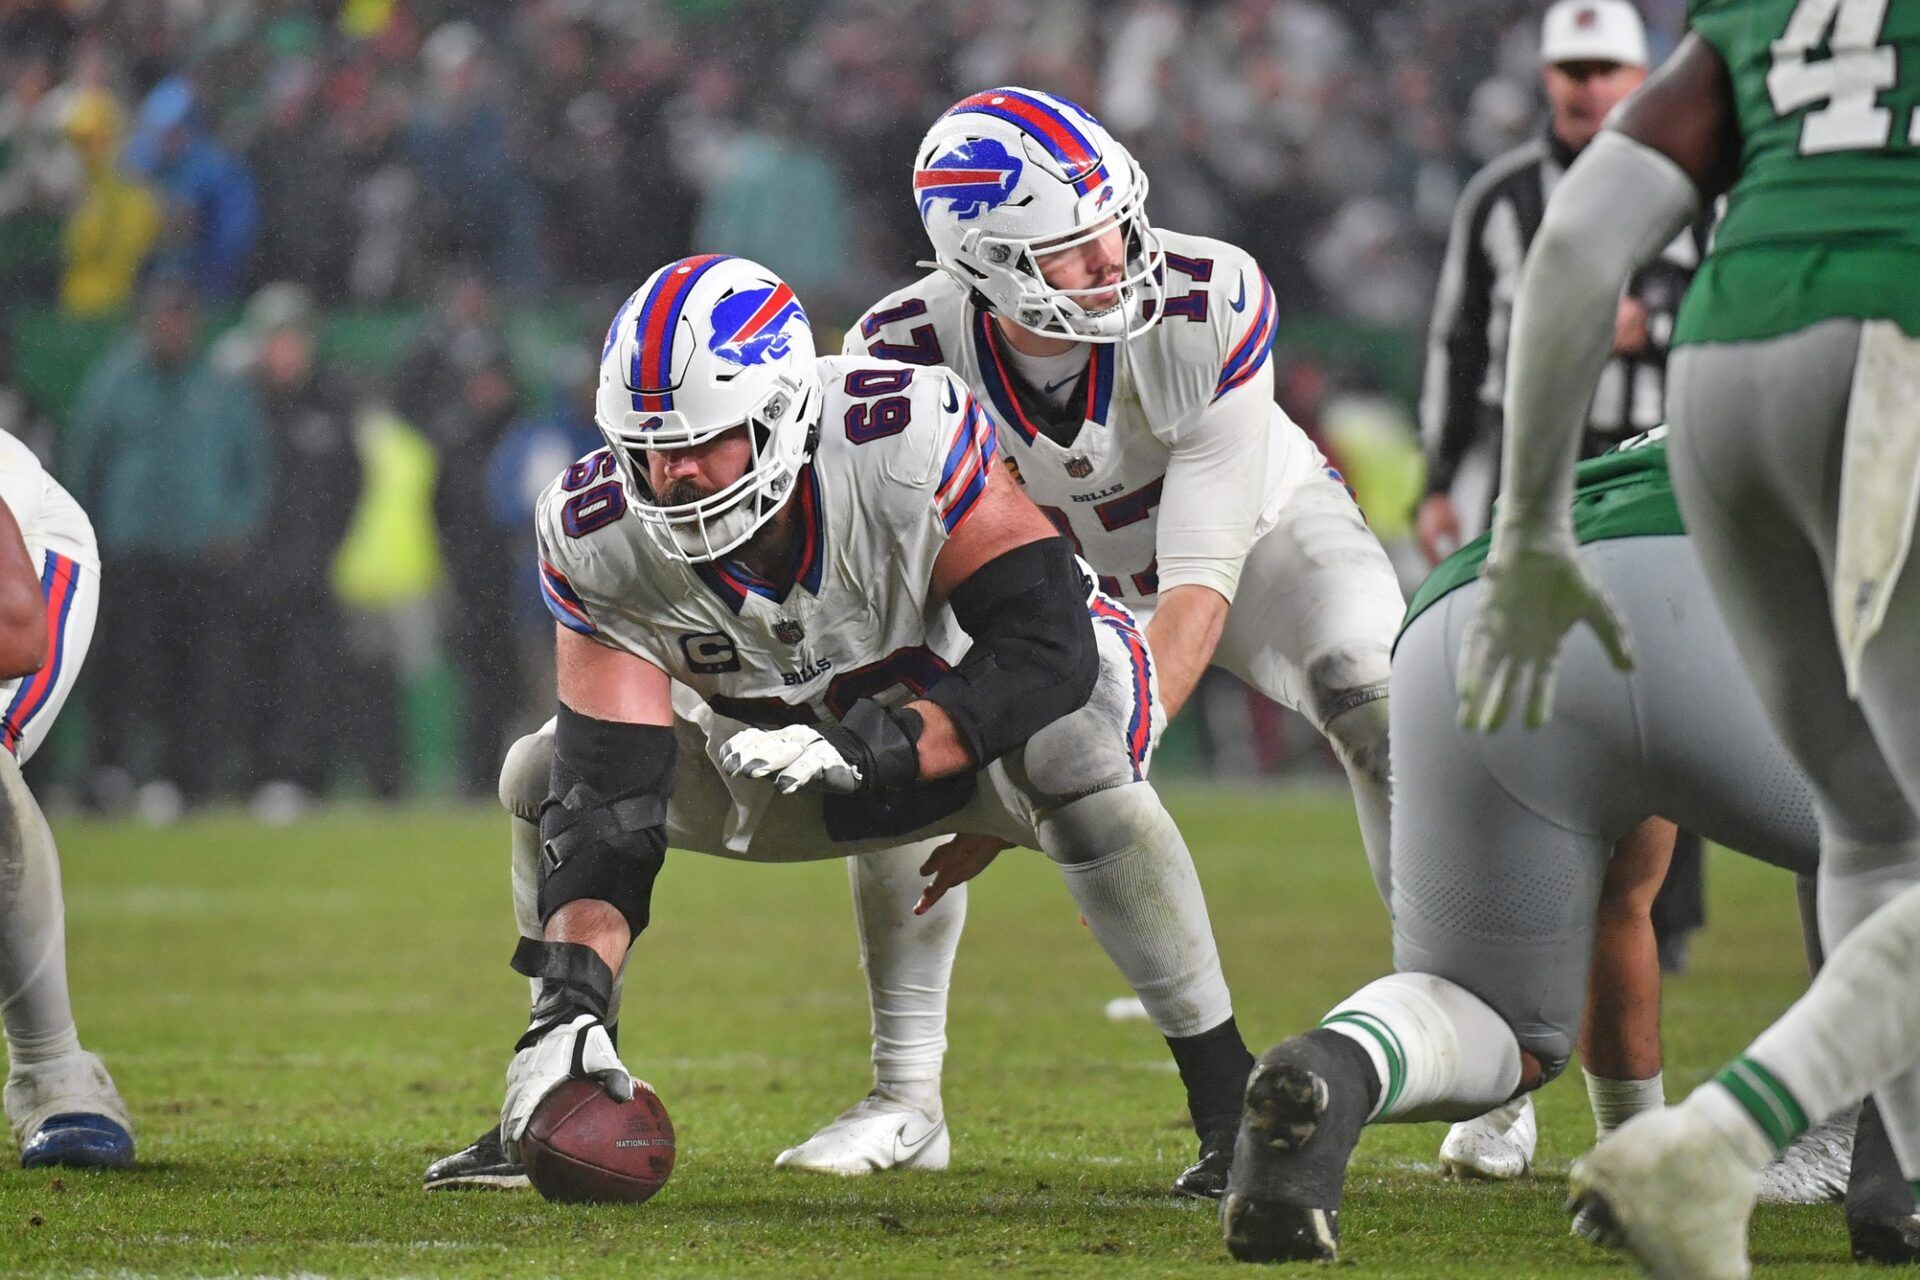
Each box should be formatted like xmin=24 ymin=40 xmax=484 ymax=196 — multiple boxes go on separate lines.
xmin=645 ymin=427 xmax=755 ymax=505
xmin=1036 ymin=220 xmax=1126 ymax=315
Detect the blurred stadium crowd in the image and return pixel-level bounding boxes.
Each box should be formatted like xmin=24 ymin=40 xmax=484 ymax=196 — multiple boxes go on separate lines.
xmin=0 ymin=0 xmax=1683 ymax=814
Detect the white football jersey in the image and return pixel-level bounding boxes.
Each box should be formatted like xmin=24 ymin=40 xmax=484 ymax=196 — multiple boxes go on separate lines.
xmin=535 ymin=356 xmax=998 ymax=729
xmin=847 ymin=229 xmax=1319 ymax=605
xmin=0 ymin=429 xmax=96 ymax=570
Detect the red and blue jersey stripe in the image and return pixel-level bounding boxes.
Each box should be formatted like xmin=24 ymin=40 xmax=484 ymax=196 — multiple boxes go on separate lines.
xmin=540 ymin=559 xmax=597 ymax=636
xmin=2 ymin=552 xmax=79 ymax=754
xmin=1088 ymin=595 xmax=1153 ymax=780
xmin=946 ymin=89 xmax=1110 ymax=195
xmin=935 ymin=393 xmax=999 ymax=534
xmin=970 ymin=309 xmax=1040 ymax=445
xmin=693 ymin=464 xmax=826 ymax=613
xmin=1214 ymin=270 xmax=1277 ymax=401
xmin=1083 ymin=342 xmax=1116 ymax=425
xmin=630 ymin=253 xmax=731 ymax=413
xmin=969 ymin=311 xmax=1115 ymax=442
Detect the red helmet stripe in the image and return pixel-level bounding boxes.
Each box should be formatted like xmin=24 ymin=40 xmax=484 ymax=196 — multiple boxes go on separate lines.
xmin=946 ymin=89 xmax=1099 ymax=178
xmin=634 ymin=253 xmax=728 ymax=408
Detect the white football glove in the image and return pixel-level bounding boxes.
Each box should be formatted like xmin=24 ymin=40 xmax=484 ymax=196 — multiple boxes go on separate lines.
xmin=500 ymin=1013 xmax=634 ymax=1161
xmin=1456 ymin=531 xmax=1634 ymax=733
xmin=719 ymin=725 xmax=864 ymax=794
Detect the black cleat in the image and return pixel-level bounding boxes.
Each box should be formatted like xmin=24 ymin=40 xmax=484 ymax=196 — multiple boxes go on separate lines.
xmin=1846 ymin=1098 xmax=1920 ymax=1262
xmin=423 ymin=1124 xmax=529 ymax=1192
xmin=1221 ymin=1031 xmax=1377 ymax=1264
xmin=1849 ymin=1213 xmax=1920 ymax=1264
xmin=1173 ymin=1122 xmax=1235 ymax=1200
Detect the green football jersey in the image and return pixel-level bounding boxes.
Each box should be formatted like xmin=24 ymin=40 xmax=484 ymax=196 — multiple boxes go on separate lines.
xmin=1675 ymin=0 xmax=1920 ymax=345
xmin=1398 ymin=436 xmax=1685 ymax=646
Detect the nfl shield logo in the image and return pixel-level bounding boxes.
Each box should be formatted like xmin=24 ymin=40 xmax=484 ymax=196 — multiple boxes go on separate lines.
xmin=773 ymin=619 xmax=805 ymax=645
xmin=1066 ymin=456 xmax=1094 ymax=479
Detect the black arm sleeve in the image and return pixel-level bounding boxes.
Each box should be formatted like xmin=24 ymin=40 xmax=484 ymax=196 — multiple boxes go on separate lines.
xmin=537 ymin=705 xmax=676 ymax=937
xmin=923 ymin=535 xmax=1098 ymax=766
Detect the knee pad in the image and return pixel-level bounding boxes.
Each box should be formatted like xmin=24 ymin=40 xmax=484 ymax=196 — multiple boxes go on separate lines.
xmin=1307 ymin=636 xmax=1391 ymax=722
xmin=1016 ymin=703 xmax=1140 ymax=812
xmin=1036 ymin=781 xmax=1168 ymax=868
xmin=1324 ymin=691 xmax=1391 ymax=787
xmin=499 ymin=720 xmax=556 ymax=823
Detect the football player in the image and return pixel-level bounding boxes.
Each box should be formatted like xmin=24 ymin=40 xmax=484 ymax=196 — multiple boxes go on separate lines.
xmin=798 ymin=86 xmax=1404 ymax=1197
xmin=1444 ymin=3 xmax=1920 ymax=1276
xmin=0 ymin=428 xmax=133 ymax=1168
xmin=424 ymin=255 xmax=1258 ymax=1193
xmin=1219 ymin=436 xmax=1919 ymax=1263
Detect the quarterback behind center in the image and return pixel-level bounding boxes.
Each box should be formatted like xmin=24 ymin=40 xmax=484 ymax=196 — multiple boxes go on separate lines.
xmin=792 ymin=87 xmax=1405 ymax=1197
xmin=427 ymin=254 xmax=1259 ymax=1189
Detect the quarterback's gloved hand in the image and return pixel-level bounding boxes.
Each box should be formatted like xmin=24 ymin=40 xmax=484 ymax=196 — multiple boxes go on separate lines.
xmin=1455 ymin=527 xmax=1634 ymax=733
xmin=719 ymin=700 xmax=922 ymax=795
xmin=501 ymin=1014 xmax=634 ymax=1161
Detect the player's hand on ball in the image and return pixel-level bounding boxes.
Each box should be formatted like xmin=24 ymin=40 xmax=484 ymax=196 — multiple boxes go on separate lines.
xmin=501 ymin=1013 xmax=634 ymax=1161
xmin=915 ymin=834 xmax=1011 ymax=914
xmin=720 ymin=725 xmax=863 ymax=794
xmin=1457 ymin=533 xmax=1633 ymax=733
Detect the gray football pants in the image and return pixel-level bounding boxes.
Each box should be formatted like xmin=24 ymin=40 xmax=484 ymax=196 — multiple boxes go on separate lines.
xmin=1392 ymin=537 xmax=1818 ymax=1076
xmin=1668 ymin=318 xmax=1920 ymax=1175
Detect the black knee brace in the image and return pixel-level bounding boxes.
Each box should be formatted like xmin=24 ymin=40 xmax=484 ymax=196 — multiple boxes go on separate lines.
xmin=537 ymin=705 xmax=675 ymax=937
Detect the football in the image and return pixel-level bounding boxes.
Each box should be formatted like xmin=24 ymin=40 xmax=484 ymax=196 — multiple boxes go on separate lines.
xmin=520 ymin=1079 xmax=677 ymax=1205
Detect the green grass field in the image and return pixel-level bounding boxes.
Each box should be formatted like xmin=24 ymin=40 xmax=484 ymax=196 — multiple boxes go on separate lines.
xmin=0 ymin=786 xmax=1861 ymax=1277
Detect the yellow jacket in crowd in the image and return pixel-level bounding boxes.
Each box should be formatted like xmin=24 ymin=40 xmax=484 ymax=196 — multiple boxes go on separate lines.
xmin=60 ymin=90 xmax=161 ymax=317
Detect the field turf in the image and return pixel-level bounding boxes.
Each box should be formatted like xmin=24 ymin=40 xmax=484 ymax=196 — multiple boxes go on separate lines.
xmin=0 ymin=785 xmax=1859 ymax=1277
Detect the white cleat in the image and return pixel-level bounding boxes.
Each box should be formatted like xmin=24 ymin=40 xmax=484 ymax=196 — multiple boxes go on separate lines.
xmin=1568 ymin=1103 xmax=1757 ymax=1280
xmin=1755 ymin=1107 xmax=1852 ymax=1205
xmin=1439 ymin=1095 xmax=1537 ymax=1180
xmin=775 ymin=1092 xmax=949 ymax=1176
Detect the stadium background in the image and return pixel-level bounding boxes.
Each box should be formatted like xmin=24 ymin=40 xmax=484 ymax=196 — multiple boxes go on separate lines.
xmin=0 ymin=0 xmax=1689 ymax=812
xmin=0 ymin=4 xmax=1850 ymax=1276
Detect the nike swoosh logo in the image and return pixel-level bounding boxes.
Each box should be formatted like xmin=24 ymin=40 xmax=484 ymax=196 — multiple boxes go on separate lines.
xmin=891 ymin=1117 xmax=942 ymax=1164
xmin=1229 ymin=274 xmax=1247 ymax=313
xmin=944 ymin=380 xmax=959 ymax=414
xmin=1043 ymin=374 xmax=1079 ymax=396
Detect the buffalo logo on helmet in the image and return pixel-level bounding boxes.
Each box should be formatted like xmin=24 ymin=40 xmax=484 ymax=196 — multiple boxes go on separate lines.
xmin=1575 ymin=5 xmax=1598 ymax=26
xmin=707 ymin=283 xmax=806 ymax=368
xmin=915 ymin=138 xmax=1025 ymax=221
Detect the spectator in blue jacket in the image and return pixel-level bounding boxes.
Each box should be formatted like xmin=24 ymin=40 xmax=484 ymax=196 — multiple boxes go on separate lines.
xmin=123 ymin=77 xmax=258 ymax=300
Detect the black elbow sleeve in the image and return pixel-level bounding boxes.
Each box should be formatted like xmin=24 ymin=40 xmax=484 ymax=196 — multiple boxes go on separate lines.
xmin=925 ymin=536 xmax=1099 ymax=765
xmin=537 ymin=705 xmax=675 ymax=937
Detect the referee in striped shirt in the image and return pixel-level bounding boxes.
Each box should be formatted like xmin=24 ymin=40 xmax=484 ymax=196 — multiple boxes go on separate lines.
xmin=1416 ymin=0 xmax=1704 ymax=565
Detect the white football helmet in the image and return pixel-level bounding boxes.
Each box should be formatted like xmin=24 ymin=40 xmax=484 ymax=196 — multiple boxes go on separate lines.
xmin=914 ymin=87 xmax=1165 ymax=343
xmin=596 ymin=254 xmax=822 ymax=563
